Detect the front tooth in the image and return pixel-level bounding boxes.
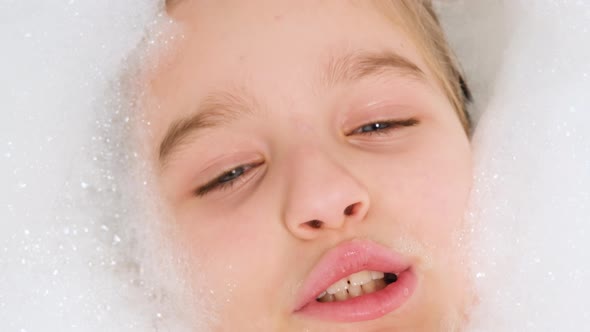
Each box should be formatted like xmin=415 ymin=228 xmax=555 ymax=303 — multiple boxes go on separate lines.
xmin=334 ymin=289 xmax=349 ymax=301
xmin=316 ymin=291 xmax=327 ymax=299
xmin=326 ymin=278 xmax=348 ymax=294
xmin=348 ymin=284 xmax=363 ymax=298
xmin=349 ymin=270 xmax=372 ymax=286
xmin=370 ymin=271 xmax=385 ymax=280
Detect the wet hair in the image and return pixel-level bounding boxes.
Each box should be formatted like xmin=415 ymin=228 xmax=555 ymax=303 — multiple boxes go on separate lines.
xmin=376 ymin=0 xmax=472 ymax=134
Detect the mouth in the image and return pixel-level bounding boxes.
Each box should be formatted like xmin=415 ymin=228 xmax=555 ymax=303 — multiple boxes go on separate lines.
xmin=315 ymin=271 xmax=399 ymax=302
xmin=294 ymin=240 xmax=417 ymax=323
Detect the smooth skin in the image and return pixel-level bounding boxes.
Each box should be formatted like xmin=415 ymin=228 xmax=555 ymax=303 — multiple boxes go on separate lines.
xmin=145 ymin=1 xmax=473 ymax=331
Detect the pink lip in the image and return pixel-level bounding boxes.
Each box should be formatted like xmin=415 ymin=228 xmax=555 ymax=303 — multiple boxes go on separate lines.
xmin=293 ymin=240 xmax=417 ymax=323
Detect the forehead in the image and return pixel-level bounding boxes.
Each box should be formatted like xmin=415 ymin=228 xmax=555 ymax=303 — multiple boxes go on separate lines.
xmin=156 ymin=1 xmax=429 ymax=85
xmin=148 ymin=1 xmax=435 ymax=144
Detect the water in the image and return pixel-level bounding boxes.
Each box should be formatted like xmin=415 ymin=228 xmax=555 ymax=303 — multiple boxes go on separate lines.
xmin=2 ymin=1 xmax=590 ymax=331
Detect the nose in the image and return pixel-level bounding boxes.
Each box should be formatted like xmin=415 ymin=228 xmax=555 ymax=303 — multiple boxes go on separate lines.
xmin=282 ymin=148 xmax=370 ymax=240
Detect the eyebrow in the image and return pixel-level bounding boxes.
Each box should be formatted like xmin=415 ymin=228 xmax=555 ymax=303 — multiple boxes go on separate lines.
xmin=158 ymin=50 xmax=425 ymax=165
xmin=320 ymin=49 xmax=425 ymax=89
xmin=158 ymin=88 xmax=260 ymax=165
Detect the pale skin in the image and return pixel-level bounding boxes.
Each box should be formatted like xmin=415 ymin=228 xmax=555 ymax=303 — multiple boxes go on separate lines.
xmin=145 ymin=1 xmax=473 ymax=331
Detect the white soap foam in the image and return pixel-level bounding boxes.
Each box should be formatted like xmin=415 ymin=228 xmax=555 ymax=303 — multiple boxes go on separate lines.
xmin=5 ymin=0 xmax=590 ymax=331
xmin=439 ymin=1 xmax=590 ymax=330
xmin=0 ymin=2 xmax=204 ymax=331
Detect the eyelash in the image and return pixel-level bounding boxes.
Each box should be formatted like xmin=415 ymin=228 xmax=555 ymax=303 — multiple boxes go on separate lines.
xmin=196 ymin=118 xmax=418 ymax=197
xmin=347 ymin=118 xmax=419 ymax=136
xmin=196 ymin=162 xmax=263 ymax=197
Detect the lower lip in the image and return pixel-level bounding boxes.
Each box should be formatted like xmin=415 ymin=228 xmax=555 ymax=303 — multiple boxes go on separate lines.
xmin=296 ymin=269 xmax=417 ymax=323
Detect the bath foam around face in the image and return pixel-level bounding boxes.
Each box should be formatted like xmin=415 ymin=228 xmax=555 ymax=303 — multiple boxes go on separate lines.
xmin=0 ymin=1 xmax=206 ymax=331
xmin=446 ymin=1 xmax=590 ymax=330
xmin=435 ymin=0 xmax=518 ymax=125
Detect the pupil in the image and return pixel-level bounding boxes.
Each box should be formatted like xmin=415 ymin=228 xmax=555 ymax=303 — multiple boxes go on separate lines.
xmin=363 ymin=123 xmax=388 ymax=132
xmin=219 ymin=167 xmax=244 ymax=183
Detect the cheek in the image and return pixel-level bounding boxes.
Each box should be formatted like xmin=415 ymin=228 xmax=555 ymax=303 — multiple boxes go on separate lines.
xmin=414 ymin=147 xmax=472 ymax=246
xmin=177 ymin=206 xmax=270 ymax=267
xmin=372 ymin=138 xmax=472 ymax=247
xmin=174 ymin=204 xmax=285 ymax=310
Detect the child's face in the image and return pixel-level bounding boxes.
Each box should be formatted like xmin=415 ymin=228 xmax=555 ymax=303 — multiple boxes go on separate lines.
xmin=147 ymin=1 xmax=473 ymax=330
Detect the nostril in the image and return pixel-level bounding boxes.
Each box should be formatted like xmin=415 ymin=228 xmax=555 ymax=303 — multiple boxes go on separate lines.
xmin=344 ymin=204 xmax=356 ymax=216
xmin=306 ymin=220 xmax=323 ymax=229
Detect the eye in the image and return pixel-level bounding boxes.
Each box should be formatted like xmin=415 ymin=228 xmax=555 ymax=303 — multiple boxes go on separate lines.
xmin=348 ymin=118 xmax=419 ymax=136
xmin=354 ymin=122 xmax=393 ymax=135
xmin=220 ymin=167 xmax=247 ymax=182
xmin=196 ymin=161 xmax=264 ymax=197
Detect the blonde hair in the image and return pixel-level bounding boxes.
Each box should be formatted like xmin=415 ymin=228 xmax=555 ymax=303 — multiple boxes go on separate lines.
xmin=376 ymin=0 xmax=471 ymax=134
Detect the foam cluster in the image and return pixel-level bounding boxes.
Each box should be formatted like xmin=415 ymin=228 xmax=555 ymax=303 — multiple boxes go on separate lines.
xmin=0 ymin=1 xmax=201 ymax=331
xmin=439 ymin=1 xmax=590 ymax=330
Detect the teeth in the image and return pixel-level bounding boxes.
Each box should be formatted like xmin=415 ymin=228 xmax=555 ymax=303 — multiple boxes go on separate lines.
xmin=360 ymin=279 xmax=386 ymax=294
xmin=334 ymin=289 xmax=349 ymax=301
xmin=361 ymin=279 xmax=377 ymax=293
xmin=326 ymin=278 xmax=348 ymax=294
xmin=317 ymin=270 xmax=394 ymax=303
xmin=348 ymin=284 xmax=363 ymax=298
xmin=370 ymin=271 xmax=385 ymax=280
xmin=349 ymin=270 xmax=372 ymax=286
xmin=321 ymin=294 xmax=334 ymax=303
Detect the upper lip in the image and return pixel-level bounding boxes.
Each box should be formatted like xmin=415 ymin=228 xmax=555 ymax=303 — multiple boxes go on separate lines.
xmin=293 ymin=239 xmax=412 ymax=311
